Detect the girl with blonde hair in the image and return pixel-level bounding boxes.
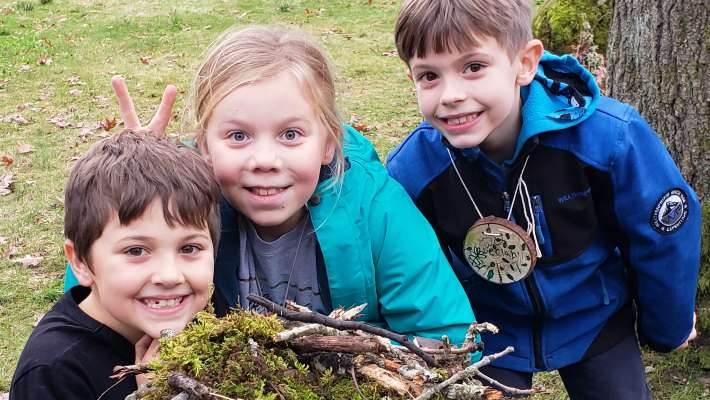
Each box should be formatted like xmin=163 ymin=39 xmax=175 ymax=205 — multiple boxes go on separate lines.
xmin=69 ymin=25 xmax=476 ymax=346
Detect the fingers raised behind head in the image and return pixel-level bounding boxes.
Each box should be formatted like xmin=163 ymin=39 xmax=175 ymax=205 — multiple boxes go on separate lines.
xmin=111 ymin=75 xmax=141 ymax=130
xmin=145 ymin=84 xmax=178 ymax=137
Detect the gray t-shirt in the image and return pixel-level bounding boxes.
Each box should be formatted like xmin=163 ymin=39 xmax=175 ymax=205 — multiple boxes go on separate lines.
xmin=237 ymin=213 xmax=326 ymax=314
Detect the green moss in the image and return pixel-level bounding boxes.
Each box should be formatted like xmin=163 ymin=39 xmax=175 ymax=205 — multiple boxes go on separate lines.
xmin=143 ymin=310 xmax=407 ymax=400
xmin=532 ymin=0 xmax=611 ymax=54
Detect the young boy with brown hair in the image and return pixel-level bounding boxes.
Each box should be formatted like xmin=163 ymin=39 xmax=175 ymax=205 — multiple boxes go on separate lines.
xmin=387 ymin=0 xmax=700 ymax=398
xmin=10 ymin=130 xmax=221 ymax=400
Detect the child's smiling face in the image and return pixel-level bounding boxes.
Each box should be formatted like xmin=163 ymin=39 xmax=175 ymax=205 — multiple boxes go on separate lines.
xmin=203 ymin=71 xmax=335 ymax=241
xmin=67 ymin=198 xmax=214 ymax=343
xmin=409 ymin=35 xmax=527 ymax=161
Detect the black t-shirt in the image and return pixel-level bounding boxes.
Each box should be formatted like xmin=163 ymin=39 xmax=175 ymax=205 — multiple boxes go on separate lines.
xmin=10 ymin=286 xmax=137 ymax=400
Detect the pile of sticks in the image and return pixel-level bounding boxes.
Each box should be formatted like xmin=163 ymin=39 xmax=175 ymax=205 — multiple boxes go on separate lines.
xmin=119 ymin=294 xmax=543 ymax=400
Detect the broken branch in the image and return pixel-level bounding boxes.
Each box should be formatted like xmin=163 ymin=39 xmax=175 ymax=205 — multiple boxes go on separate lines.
xmin=414 ymin=347 xmax=523 ymax=400
xmin=247 ymin=294 xmax=437 ymax=367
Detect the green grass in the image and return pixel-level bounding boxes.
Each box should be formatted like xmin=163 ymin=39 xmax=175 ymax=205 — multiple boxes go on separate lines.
xmin=0 ymin=0 xmax=707 ymax=397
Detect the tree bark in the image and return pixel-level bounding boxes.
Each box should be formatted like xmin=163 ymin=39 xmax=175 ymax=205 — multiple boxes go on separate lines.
xmin=607 ymin=0 xmax=709 ymax=200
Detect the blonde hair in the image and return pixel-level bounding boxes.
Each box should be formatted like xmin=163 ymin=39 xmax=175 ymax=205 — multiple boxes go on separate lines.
xmin=185 ymin=25 xmax=345 ymax=184
xmin=395 ymin=0 xmax=533 ymax=63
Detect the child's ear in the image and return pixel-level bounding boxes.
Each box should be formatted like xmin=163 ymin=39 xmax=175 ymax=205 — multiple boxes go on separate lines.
xmin=196 ymin=131 xmax=212 ymax=166
xmin=64 ymin=240 xmax=94 ymax=287
xmin=322 ymin=136 xmax=336 ymax=165
xmin=516 ymin=39 xmax=544 ymax=86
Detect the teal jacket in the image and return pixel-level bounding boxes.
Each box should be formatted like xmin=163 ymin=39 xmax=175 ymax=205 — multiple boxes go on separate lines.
xmin=213 ymin=126 xmax=476 ymax=345
xmin=64 ymin=126 xmax=476 ymax=346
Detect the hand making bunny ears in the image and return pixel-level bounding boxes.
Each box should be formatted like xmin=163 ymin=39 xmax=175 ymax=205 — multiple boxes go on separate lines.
xmin=111 ymin=75 xmax=178 ymax=136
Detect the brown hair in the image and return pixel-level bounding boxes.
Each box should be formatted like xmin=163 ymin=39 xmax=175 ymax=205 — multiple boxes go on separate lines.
xmin=185 ymin=25 xmax=345 ymax=185
xmin=64 ymin=130 xmax=221 ymax=263
xmin=395 ymin=0 xmax=533 ymax=63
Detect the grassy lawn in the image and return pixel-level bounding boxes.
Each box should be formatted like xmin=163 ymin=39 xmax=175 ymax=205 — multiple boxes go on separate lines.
xmin=0 ymin=0 xmax=707 ymax=398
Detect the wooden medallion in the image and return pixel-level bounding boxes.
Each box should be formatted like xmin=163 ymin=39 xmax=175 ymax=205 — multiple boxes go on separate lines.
xmin=463 ymin=216 xmax=537 ymax=284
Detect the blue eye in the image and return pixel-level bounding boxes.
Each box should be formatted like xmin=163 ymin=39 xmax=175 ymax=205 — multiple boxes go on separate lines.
xmin=228 ymin=131 xmax=247 ymax=142
xmin=281 ymin=129 xmax=301 ymax=141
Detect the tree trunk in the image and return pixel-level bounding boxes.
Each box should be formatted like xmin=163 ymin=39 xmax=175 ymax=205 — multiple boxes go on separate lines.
xmin=607 ymin=0 xmax=709 ymax=200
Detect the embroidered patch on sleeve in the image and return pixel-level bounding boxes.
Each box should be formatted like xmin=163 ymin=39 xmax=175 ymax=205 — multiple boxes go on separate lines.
xmin=651 ymin=189 xmax=689 ymax=234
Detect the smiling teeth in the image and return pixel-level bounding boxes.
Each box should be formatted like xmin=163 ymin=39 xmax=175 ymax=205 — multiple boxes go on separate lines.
xmin=252 ymin=187 xmax=284 ymax=196
xmin=143 ymin=297 xmax=183 ymax=309
xmin=445 ymin=113 xmax=479 ymax=125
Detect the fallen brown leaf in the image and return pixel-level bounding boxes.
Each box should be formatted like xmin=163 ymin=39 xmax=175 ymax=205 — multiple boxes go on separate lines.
xmin=382 ymin=49 xmax=399 ymax=57
xmin=38 ymin=55 xmax=53 ymax=65
xmin=17 ymin=103 xmax=41 ymax=112
xmin=482 ymin=388 xmax=503 ymax=400
xmin=1 ymin=7 xmax=13 ymax=15
xmin=0 ymin=174 xmax=14 ymax=196
xmin=67 ymin=75 xmax=84 ymax=86
xmin=68 ymin=88 xmax=82 ymax=97
xmin=139 ymin=56 xmax=152 ymax=65
xmin=0 ymin=79 xmax=8 ymax=89
xmin=48 ymin=114 xmax=71 ymax=128
xmin=38 ymin=88 xmax=54 ymax=101
xmin=1 ymin=154 xmax=13 ymax=167
xmin=100 ymin=117 xmax=118 ymax=131
xmin=17 ymin=143 xmax=33 ymax=154
xmin=352 ymin=123 xmax=371 ymax=133
xmin=16 ymin=255 xmax=43 ymax=268
xmin=3 ymin=245 xmax=18 ymax=258
xmin=1 ymin=114 xmax=29 ymax=125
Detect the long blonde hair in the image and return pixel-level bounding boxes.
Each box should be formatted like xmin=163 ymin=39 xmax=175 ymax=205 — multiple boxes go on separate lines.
xmin=185 ymin=25 xmax=345 ymax=184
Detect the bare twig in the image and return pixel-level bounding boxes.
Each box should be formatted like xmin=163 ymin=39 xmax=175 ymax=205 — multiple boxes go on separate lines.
xmin=358 ymin=363 xmax=412 ymax=396
xmin=167 ymin=373 xmax=211 ymax=398
xmin=417 ymin=342 xmax=483 ymax=355
xmin=247 ymin=294 xmax=437 ymax=367
xmin=475 ymin=371 xmax=544 ymax=397
xmin=414 ymin=347 xmax=519 ymax=400
xmin=337 ymin=303 xmax=368 ymax=320
xmin=285 ymin=300 xmax=312 ymax=313
xmin=464 ymin=322 xmax=498 ymax=349
xmin=166 ymin=373 xmax=240 ymax=400
xmin=350 ymin=366 xmax=369 ymax=400
xmin=290 ymin=335 xmax=391 ymax=354
xmin=274 ymin=323 xmax=343 ymax=342
xmin=111 ymin=363 xmax=151 ymax=380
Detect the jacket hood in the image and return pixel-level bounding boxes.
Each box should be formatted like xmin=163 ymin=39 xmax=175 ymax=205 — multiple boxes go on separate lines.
xmin=509 ymin=51 xmax=600 ymax=163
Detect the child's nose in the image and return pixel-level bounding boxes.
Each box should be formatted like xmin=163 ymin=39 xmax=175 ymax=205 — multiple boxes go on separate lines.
xmin=440 ymin=78 xmax=466 ymax=106
xmin=151 ymin=257 xmax=186 ymax=287
xmin=246 ymin=142 xmax=283 ymax=172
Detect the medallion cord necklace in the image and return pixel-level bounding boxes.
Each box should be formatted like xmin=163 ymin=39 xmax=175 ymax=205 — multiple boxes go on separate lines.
xmin=446 ymin=149 xmax=542 ymax=284
xmin=253 ymin=211 xmax=309 ymax=307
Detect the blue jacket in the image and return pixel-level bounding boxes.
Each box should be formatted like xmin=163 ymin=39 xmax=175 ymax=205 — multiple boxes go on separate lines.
xmin=386 ymin=52 xmax=700 ymax=372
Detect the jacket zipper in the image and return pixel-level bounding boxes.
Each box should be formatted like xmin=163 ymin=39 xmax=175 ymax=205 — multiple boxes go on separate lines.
xmin=525 ymin=276 xmax=546 ymax=369
xmin=503 ymin=189 xmax=546 ymax=370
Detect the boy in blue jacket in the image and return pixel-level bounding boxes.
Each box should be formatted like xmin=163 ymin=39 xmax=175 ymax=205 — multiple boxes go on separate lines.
xmin=386 ymin=0 xmax=700 ymax=398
